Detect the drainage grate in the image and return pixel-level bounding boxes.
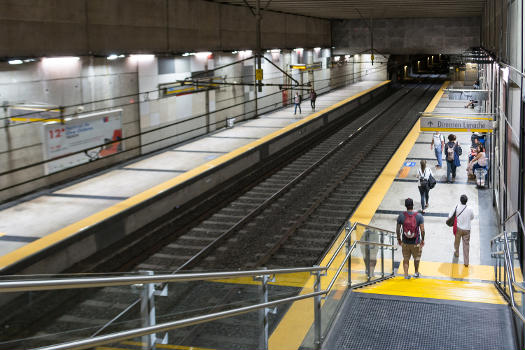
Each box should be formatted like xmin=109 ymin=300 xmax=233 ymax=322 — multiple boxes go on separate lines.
xmin=323 ymin=293 xmax=517 ymax=350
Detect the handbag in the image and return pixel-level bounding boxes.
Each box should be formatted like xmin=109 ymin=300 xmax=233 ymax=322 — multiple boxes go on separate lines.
xmin=446 ymin=205 xmax=457 ymax=227
xmin=450 ymin=206 xmax=467 ymax=235
xmin=428 ymin=173 xmax=437 ymax=189
xmin=454 ymin=151 xmax=461 ymax=167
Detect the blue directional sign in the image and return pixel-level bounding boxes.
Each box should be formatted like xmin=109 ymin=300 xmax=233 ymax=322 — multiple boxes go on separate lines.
xmin=403 ymin=161 xmax=416 ymax=167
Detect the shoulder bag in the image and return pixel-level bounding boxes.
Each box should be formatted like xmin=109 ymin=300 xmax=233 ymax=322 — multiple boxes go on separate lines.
xmin=446 ymin=205 xmax=457 ymax=227
xmin=452 ymin=206 xmax=467 ymax=235
xmin=428 ymin=172 xmax=437 ymax=189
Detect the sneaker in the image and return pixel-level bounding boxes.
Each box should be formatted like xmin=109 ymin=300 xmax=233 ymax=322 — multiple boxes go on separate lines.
xmin=464 ymin=264 xmax=469 ymax=267
xmin=425 ymin=203 xmax=429 ymax=208
xmin=404 ymin=275 xmax=411 ymax=280
xmin=414 ymin=272 xmax=420 ymax=278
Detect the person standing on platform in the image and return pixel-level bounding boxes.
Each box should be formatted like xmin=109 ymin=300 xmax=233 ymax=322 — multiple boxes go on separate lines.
xmin=417 ymin=160 xmax=433 ymax=213
xmin=448 ymin=194 xmax=474 ymax=267
xmin=294 ymin=92 xmax=302 ymax=116
xmin=310 ymin=89 xmax=317 ymax=110
xmin=396 ymin=198 xmax=425 ymax=279
xmin=444 ymin=134 xmax=461 ymax=183
xmin=430 ymin=131 xmax=445 ymax=168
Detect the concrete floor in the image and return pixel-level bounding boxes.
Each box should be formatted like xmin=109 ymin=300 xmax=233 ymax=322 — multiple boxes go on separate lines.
xmin=368 ymin=95 xmax=497 ymax=273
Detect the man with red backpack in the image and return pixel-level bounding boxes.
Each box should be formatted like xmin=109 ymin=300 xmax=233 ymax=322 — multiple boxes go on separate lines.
xmin=396 ymin=198 xmax=426 ymax=279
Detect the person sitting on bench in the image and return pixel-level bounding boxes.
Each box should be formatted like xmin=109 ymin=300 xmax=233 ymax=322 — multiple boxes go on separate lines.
xmin=467 ymin=144 xmax=487 ymax=177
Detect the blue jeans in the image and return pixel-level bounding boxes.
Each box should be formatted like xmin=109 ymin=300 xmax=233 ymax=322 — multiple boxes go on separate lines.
xmin=294 ymin=103 xmax=301 ymax=114
xmin=434 ymin=146 xmax=442 ymax=167
xmin=419 ymin=185 xmax=429 ymax=209
xmin=446 ymin=160 xmax=456 ymax=182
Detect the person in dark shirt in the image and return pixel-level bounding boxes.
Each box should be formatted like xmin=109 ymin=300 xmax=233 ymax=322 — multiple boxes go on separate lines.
xmin=396 ymin=198 xmax=425 ymax=279
xmin=310 ymin=89 xmax=317 ymax=110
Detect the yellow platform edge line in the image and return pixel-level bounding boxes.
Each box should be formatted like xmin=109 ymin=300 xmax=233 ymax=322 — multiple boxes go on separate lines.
xmin=268 ymin=81 xmax=450 ymax=350
xmin=421 ymin=127 xmax=493 ymax=132
xmin=0 ymin=81 xmax=390 ymax=270
xmin=422 ymin=115 xmax=493 ymax=121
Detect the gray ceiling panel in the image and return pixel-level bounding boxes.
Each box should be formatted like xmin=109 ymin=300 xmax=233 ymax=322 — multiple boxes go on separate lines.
xmin=209 ymin=0 xmax=485 ymax=19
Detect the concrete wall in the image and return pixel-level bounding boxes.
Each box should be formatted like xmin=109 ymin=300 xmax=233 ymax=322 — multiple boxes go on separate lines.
xmin=0 ymin=0 xmax=331 ymax=58
xmin=332 ymin=17 xmax=480 ymax=55
xmin=482 ymin=0 xmax=523 ymax=83
xmin=0 ymin=46 xmax=388 ymax=202
xmin=0 ymin=57 xmax=141 ymax=202
xmin=137 ymin=49 xmax=337 ymax=155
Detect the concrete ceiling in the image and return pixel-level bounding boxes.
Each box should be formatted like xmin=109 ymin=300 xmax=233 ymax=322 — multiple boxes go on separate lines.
xmin=209 ymin=0 xmax=485 ymax=19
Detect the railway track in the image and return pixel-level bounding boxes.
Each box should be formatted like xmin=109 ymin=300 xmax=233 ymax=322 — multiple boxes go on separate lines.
xmin=0 ymin=82 xmax=440 ymax=350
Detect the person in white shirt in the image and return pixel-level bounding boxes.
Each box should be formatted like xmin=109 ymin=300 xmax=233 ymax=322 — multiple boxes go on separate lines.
xmin=430 ymin=131 xmax=445 ymax=168
xmin=294 ymin=92 xmax=302 ymax=115
xmin=417 ymin=160 xmax=433 ymax=213
xmin=448 ymin=194 xmax=475 ymax=267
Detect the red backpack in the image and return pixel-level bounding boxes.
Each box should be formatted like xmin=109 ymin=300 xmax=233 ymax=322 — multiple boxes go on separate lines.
xmin=403 ymin=212 xmax=419 ymax=239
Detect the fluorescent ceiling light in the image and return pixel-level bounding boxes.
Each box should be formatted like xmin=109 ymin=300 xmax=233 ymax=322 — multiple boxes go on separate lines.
xmin=8 ymin=60 xmax=23 ymax=65
xmin=196 ymin=51 xmax=212 ymax=59
xmin=42 ymin=57 xmax=80 ymax=67
xmin=129 ymin=54 xmax=155 ymax=62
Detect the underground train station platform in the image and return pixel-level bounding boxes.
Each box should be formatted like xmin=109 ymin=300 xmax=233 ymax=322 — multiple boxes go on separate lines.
xmin=264 ymin=81 xmax=514 ymax=350
xmin=0 ymin=80 xmax=389 ymax=275
xmin=0 ymin=81 xmax=519 ymax=350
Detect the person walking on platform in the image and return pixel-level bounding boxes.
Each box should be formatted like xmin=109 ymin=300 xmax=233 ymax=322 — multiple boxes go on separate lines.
xmin=294 ymin=92 xmax=302 ymax=115
xmin=430 ymin=131 xmax=445 ymax=168
xmin=444 ymin=134 xmax=462 ymax=183
xmin=396 ymin=198 xmax=425 ymax=279
xmin=310 ymin=89 xmax=317 ymax=110
xmin=448 ymin=194 xmax=474 ymax=267
xmin=417 ymin=160 xmax=433 ymax=213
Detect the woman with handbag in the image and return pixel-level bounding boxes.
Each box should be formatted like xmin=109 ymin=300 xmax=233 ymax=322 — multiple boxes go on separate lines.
xmin=417 ymin=160 xmax=434 ymax=213
xmin=446 ymin=194 xmax=474 ymax=267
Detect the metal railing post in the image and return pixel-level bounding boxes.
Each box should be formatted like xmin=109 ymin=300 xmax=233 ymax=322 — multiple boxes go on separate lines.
xmin=391 ymin=234 xmax=395 ymax=276
xmin=255 ymin=269 xmax=272 ymax=350
xmin=380 ymin=232 xmax=385 ymax=278
xmin=346 ymin=222 xmax=352 ymax=287
xmin=138 ymin=271 xmax=168 ymax=350
xmin=313 ymin=269 xmax=322 ymax=350
xmin=140 ymin=271 xmax=156 ymax=350
xmin=365 ymin=238 xmax=371 ymax=281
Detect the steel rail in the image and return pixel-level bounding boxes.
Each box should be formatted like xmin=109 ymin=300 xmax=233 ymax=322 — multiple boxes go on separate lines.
xmin=254 ymin=84 xmax=422 ymax=267
xmin=175 ymin=84 xmax=402 ymax=272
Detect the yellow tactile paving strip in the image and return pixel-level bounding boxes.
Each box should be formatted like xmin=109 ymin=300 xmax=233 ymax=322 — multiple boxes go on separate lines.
xmin=269 ymin=82 xmax=451 ymax=350
xmin=0 ymin=81 xmax=391 ymax=271
xmin=397 ymin=260 xmax=495 ymax=281
xmin=357 ymin=276 xmax=505 ymax=305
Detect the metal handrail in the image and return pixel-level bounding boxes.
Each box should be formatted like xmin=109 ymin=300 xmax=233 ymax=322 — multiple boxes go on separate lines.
xmin=325 ymin=222 xmax=357 ymax=269
xmin=28 ymin=222 xmax=396 ymax=350
xmin=34 ymin=290 xmax=326 ymax=350
xmin=493 ymin=230 xmax=525 ymax=323
xmin=0 ymin=267 xmax=324 ymax=293
xmin=0 ymin=225 xmax=396 ymax=293
xmin=2 ymin=222 xmax=396 ymax=350
xmin=504 ymin=210 xmax=525 ymax=235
